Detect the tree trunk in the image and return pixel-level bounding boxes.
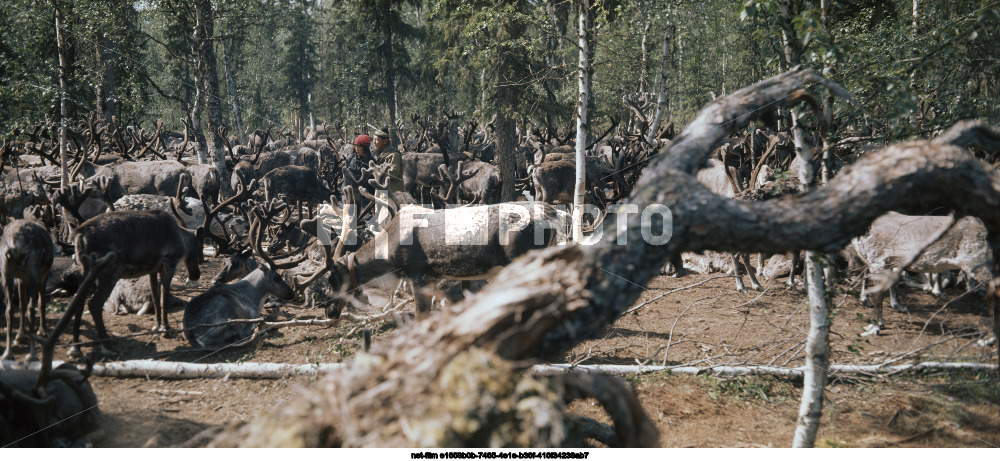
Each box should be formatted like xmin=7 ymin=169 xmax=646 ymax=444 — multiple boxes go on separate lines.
xmin=676 ymin=30 xmax=684 ymax=117
xmin=820 ymin=0 xmax=834 ymax=186
xmin=94 ymin=34 xmax=117 ymax=123
xmin=573 ymin=0 xmax=590 ymax=242
xmin=380 ymin=1 xmax=398 ymax=141
xmin=194 ymin=0 xmax=231 ymax=194
xmin=646 ymin=24 xmax=673 ymax=145
xmin=639 ymin=11 xmax=650 ymax=94
xmin=779 ymin=0 xmax=802 ymax=70
xmin=189 ymin=46 xmax=209 ymax=164
xmin=448 ymin=118 xmax=461 ymax=159
xmin=308 ymin=90 xmax=315 ymax=138
xmin=221 ymin=35 xmax=245 ymax=144
xmin=584 ymin=7 xmax=596 ymax=125
xmin=496 ymin=52 xmax=518 ymax=203
xmin=544 ymin=0 xmax=562 ymax=131
xmin=205 ymin=70 xmax=1000 ymax=448
xmin=5 ymin=360 xmax=991 ymax=380
xmin=55 ymin=0 xmax=68 ymax=188
xmin=790 ymin=109 xmax=829 ymax=448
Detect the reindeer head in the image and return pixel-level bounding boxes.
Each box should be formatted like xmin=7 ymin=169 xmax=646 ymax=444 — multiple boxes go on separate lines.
xmin=248 ymin=198 xmax=305 ymax=301
xmin=293 ymin=190 xmax=359 ymax=319
xmin=212 ymin=248 xmax=258 ymax=286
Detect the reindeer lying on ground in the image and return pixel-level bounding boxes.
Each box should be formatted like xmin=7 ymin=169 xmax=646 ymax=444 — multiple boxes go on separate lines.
xmin=182 ymin=200 xmax=300 ymax=348
xmin=301 ymin=197 xmax=569 ymax=317
xmin=103 ymin=278 xmax=182 ymax=316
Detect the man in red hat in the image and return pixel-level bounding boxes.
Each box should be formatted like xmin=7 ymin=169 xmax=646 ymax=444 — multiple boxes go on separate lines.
xmin=347 ymin=134 xmax=375 ymax=212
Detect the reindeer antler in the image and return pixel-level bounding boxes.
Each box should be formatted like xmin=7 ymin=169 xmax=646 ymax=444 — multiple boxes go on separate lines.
xmin=248 ymin=202 xmax=305 ymax=271
xmin=292 ymin=188 xmax=356 ymax=292
xmin=434 ymin=161 xmax=474 ymax=204
xmin=186 ymin=174 xmax=258 ymax=253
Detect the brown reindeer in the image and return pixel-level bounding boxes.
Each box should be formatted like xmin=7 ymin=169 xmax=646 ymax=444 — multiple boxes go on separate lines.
xmin=1 ymin=218 xmax=54 ymax=361
xmin=69 ymin=210 xmax=202 ymax=357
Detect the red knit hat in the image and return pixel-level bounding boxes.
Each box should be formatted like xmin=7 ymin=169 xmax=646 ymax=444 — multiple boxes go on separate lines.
xmin=354 ymin=134 xmax=371 ymax=147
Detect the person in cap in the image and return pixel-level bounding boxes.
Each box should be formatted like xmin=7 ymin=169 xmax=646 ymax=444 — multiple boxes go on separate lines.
xmin=347 ymin=134 xmax=376 ymax=211
xmin=348 ymin=134 xmax=374 ymax=188
xmin=372 ymin=127 xmax=404 ymax=195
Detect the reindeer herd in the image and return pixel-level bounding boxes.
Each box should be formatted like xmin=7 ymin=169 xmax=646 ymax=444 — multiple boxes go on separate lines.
xmin=0 ymin=112 xmax=998 ymax=445
xmin=0 ymin=114 xmax=652 ymax=363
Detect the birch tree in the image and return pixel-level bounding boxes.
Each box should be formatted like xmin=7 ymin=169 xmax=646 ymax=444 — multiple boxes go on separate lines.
xmin=646 ymin=20 xmax=674 ymax=146
xmin=572 ymin=0 xmax=591 ymax=242
xmin=789 ymin=105 xmax=831 ymax=448
xmin=54 ymin=0 xmax=68 ymax=187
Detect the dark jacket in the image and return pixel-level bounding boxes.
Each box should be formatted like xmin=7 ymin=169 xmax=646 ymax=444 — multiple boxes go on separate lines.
xmin=346 ymin=150 xmax=375 ymax=193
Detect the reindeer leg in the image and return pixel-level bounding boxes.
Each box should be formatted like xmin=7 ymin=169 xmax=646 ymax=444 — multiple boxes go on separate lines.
xmin=920 ymin=273 xmax=934 ymax=293
xmin=731 ymin=254 xmax=748 ymax=293
xmin=740 ymin=253 xmax=763 ymax=291
xmin=931 ymin=273 xmax=944 ymax=297
xmin=69 ymin=286 xmax=86 ymax=359
xmin=862 ymin=289 xmax=886 ymax=337
xmin=411 ymin=276 xmax=432 ymax=316
xmin=860 ymin=276 xmax=870 ymax=306
xmin=787 ymin=251 xmax=800 ymax=287
xmin=73 ymin=276 xmax=116 ymax=357
xmin=889 ymin=286 xmax=906 ymax=313
xmin=992 ymin=299 xmax=999 ymax=370
xmin=22 ymin=280 xmax=38 ymax=362
xmin=36 ymin=271 xmax=48 ymax=338
xmin=874 ymin=290 xmax=886 ymax=328
xmin=2 ymin=281 xmax=14 ymax=361
xmin=13 ymin=280 xmax=28 ymax=346
xmin=149 ymin=273 xmax=162 ymax=332
xmin=666 ymin=254 xmax=686 ymax=277
xmin=160 ymin=269 xmax=176 ymax=336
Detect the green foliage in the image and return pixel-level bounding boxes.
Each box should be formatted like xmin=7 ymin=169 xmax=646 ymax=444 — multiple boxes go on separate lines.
xmin=930 ymin=370 xmax=1000 ymax=404
xmin=2 ymin=1 xmax=997 ymax=141
xmin=1 ymin=0 xmax=147 ymax=133
xmin=702 ymin=374 xmax=792 ymax=402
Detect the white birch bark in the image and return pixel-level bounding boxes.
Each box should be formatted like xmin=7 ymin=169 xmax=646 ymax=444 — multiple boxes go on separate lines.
xmin=646 ymin=24 xmax=673 ymax=145
xmin=791 ymin=110 xmax=830 ymax=448
xmin=55 ymin=0 xmax=68 ymax=187
xmin=221 ymin=35 xmax=245 ymax=144
xmin=572 ymin=0 xmax=591 ymax=242
xmin=3 ymin=361 xmax=990 ymax=380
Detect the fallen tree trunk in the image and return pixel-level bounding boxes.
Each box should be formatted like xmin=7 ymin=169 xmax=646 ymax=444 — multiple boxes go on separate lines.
xmin=2 ymin=360 xmax=343 ymax=379
xmin=4 ymin=360 xmax=990 ymax=380
xmin=533 ymin=362 xmax=998 ymax=376
xmin=203 ymin=68 xmax=1000 ymax=448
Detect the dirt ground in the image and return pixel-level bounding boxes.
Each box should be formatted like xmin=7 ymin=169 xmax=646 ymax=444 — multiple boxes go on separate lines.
xmin=6 ymin=257 xmax=999 ymax=448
